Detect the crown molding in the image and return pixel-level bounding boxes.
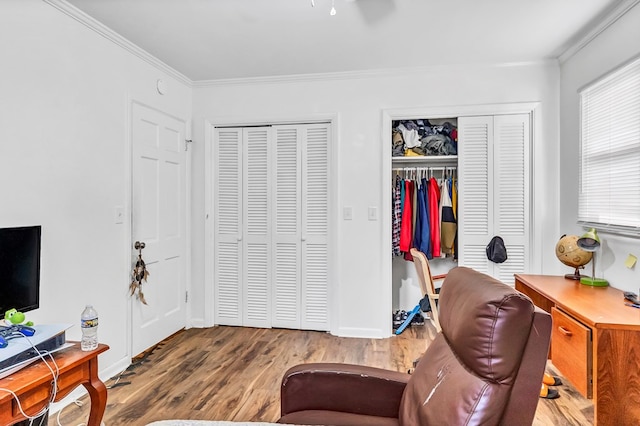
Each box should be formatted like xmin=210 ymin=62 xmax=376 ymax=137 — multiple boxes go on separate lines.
xmin=192 ymin=60 xmax=557 ymax=88
xmin=559 ymin=0 xmax=640 ymax=63
xmin=43 ymin=0 xmax=193 ymax=87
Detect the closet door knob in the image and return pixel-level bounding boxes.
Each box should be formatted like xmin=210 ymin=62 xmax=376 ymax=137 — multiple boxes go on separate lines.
xmin=301 ymin=236 xmax=307 ymax=242
xmin=237 ymin=236 xmax=242 ymax=242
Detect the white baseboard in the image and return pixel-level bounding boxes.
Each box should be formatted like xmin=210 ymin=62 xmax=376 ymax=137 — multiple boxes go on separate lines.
xmin=188 ymin=318 xmax=207 ymax=328
xmin=334 ymin=326 xmax=390 ymax=339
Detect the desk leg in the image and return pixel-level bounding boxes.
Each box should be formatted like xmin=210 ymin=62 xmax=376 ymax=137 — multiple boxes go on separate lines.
xmin=83 ymin=357 xmax=107 ymax=426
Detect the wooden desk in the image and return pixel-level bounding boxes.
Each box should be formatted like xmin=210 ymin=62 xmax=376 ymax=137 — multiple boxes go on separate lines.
xmin=515 ymin=274 xmax=640 ymax=426
xmin=0 ymin=342 xmax=108 ymax=426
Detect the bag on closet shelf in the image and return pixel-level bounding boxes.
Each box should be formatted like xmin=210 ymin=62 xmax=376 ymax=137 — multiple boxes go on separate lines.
xmin=486 ymin=236 xmax=508 ymax=263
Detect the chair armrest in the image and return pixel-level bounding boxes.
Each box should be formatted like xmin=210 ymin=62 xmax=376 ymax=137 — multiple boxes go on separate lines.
xmin=280 ymin=363 xmax=410 ymax=418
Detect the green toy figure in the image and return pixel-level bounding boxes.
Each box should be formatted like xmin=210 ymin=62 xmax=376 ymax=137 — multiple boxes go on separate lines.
xmin=4 ymin=308 xmax=34 ymax=327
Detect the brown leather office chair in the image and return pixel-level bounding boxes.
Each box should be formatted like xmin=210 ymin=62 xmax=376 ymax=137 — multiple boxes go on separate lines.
xmin=278 ymin=267 xmax=552 ymax=426
xmin=409 ymin=248 xmax=446 ymax=332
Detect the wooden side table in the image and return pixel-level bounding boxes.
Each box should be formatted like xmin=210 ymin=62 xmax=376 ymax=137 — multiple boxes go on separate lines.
xmin=0 ymin=342 xmax=109 ymax=426
xmin=515 ymin=274 xmax=640 ymax=426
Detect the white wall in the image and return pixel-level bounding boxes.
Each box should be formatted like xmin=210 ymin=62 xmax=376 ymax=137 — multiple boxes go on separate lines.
xmin=191 ymin=62 xmax=561 ymax=337
xmin=0 ymin=0 xmax=575 ymax=378
xmin=560 ymin=3 xmax=640 ymax=292
xmin=0 ymin=0 xmax=191 ymax=378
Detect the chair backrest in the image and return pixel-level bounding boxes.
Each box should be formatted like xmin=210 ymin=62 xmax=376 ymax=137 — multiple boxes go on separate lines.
xmin=398 ymin=267 xmax=551 ymax=426
xmin=409 ymin=248 xmax=442 ymax=332
xmin=409 ymin=248 xmax=436 ymax=296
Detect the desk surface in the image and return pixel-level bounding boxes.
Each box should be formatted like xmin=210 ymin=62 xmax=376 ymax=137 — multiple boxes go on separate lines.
xmin=515 ymin=274 xmax=640 ymax=330
xmin=0 ymin=342 xmax=108 ymax=426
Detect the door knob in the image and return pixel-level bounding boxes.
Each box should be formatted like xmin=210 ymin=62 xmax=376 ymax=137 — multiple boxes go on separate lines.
xmin=134 ymin=241 xmax=146 ymax=250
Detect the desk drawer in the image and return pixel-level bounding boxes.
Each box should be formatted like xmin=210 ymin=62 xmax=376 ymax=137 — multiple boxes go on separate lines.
xmin=551 ymin=307 xmax=592 ymax=398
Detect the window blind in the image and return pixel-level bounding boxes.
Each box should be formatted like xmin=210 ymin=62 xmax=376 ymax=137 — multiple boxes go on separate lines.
xmin=579 ymin=56 xmax=640 ymax=235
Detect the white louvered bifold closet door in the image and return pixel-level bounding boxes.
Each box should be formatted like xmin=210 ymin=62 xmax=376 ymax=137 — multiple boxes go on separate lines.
xmin=458 ymin=116 xmax=493 ymax=275
xmin=272 ymin=123 xmax=330 ymax=331
xmin=272 ymin=126 xmax=301 ymax=329
xmin=243 ymin=128 xmax=271 ymax=327
xmin=214 ymin=123 xmax=329 ymax=330
xmin=300 ymin=124 xmax=330 ymax=330
xmin=493 ymin=114 xmax=530 ymax=284
xmin=213 ymin=128 xmax=243 ymax=325
xmin=458 ymin=114 xmax=530 ymax=282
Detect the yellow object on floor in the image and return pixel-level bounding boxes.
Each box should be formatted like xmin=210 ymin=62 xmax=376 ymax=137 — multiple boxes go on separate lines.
xmin=542 ymin=372 xmax=563 ymax=386
xmin=540 ymin=383 xmax=560 ymax=399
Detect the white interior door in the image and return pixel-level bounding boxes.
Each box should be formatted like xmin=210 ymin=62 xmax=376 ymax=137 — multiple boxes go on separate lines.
xmin=131 ymin=103 xmax=187 ymax=356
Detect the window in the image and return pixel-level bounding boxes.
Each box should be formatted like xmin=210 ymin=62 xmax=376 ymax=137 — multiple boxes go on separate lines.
xmin=579 ymin=56 xmax=640 ymax=235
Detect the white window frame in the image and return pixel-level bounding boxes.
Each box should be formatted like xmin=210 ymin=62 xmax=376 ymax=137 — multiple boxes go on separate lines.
xmin=578 ymin=55 xmax=640 ymax=236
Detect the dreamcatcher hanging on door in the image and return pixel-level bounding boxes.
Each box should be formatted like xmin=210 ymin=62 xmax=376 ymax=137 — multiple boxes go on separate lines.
xmin=130 ymin=241 xmax=150 ymax=304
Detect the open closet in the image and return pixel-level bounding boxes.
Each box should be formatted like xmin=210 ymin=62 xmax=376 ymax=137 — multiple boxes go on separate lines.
xmin=390 ymin=113 xmax=531 ymax=316
xmin=391 ymin=118 xmax=459 ymax=312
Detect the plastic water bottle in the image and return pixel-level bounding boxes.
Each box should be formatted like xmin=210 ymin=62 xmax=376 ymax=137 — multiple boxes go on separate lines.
xmin=81 ymin=305 xmax=99 ymax=351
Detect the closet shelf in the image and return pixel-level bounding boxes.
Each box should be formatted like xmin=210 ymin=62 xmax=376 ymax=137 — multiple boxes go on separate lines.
xmin=392 ymin=155 xmax=458 ymax=165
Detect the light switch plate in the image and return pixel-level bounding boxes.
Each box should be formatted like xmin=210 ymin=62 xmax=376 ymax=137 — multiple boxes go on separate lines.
xmin=343 ymin=206 xmax=353 ymax=220
xmin=368 ymin=206 xmax=377 ymax=221
xmin=114 ymin=206 xmax=125 ymax=224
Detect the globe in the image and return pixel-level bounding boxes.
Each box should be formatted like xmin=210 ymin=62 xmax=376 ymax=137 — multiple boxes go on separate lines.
xmin=555 ymin=234 xmax=592 ymax=280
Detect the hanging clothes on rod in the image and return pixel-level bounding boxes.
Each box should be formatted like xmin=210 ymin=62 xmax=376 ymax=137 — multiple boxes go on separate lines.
xmin=392 ymin=166 xmax=457 ymax=260
xmin=440 ymin=172 xmax=456 ymax=256
xmin=392 ymin=174 xmax=402 ymax=257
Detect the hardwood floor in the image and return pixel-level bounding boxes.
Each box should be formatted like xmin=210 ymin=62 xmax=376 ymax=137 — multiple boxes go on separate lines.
xmin=55 ymin=325 xmax=593 ymax=425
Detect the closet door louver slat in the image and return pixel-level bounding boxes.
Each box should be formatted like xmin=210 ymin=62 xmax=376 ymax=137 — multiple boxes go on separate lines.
xmin=273 ymin=243 xmax=299 ymax=326
xmin=303 ymin=244 xmax=329 ymax=328
xmin=304 ymin=126 xmax=330 ymax=235
xmin=495 ymin=119 xmax=526 ymax=236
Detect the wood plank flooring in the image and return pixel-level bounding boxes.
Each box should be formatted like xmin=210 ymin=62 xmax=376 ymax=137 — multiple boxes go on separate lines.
xmin=54 ymin=325 xmax=593 ymax=425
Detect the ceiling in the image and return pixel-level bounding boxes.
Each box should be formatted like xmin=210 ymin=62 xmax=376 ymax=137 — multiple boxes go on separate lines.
xmin=64 ymin=0 xmax=624 ymax=82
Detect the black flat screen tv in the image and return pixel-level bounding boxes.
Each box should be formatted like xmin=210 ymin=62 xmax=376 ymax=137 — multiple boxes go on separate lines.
xmin=0 ymin=226 xmax=41 ymax=315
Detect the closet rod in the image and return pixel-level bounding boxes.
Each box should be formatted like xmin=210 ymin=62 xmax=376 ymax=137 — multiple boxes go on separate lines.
xmin=392 ymin=166 xmax=457 ymax=172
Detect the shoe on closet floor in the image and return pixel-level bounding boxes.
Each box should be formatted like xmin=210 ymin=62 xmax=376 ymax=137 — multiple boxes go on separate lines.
xmin=411 ymin=313 xmax=425 ymax=326
xmin=392 ymin=310 xmax=408 ymax=330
